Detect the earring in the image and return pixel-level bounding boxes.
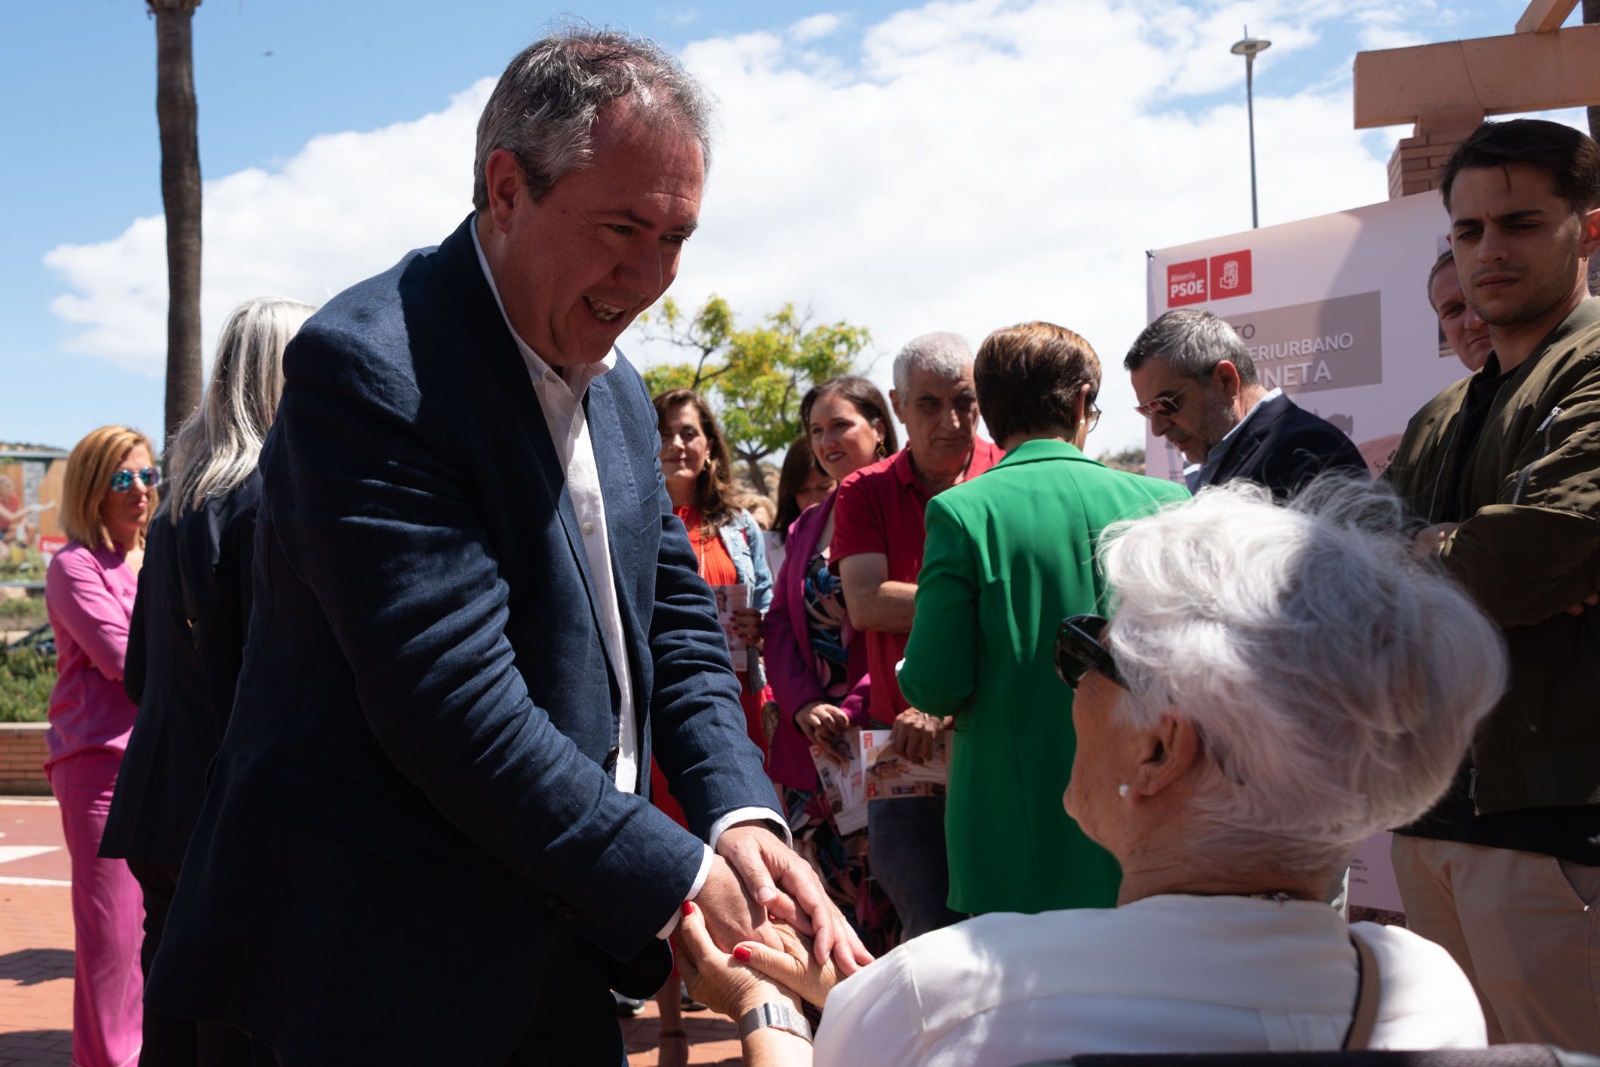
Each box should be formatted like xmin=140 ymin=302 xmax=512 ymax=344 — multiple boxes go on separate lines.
xmin=875 ymin=438 xmax=888 ymax=458
xmin=1117 ymin=784 xmax=1130 ymax=799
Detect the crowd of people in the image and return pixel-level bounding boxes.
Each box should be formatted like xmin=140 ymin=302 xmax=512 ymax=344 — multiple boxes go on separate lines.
xmin=30 ymin=24 xmax=1600 ymax=1067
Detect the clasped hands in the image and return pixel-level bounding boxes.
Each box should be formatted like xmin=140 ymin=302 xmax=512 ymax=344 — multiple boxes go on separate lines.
xmin=674 ymin=895 xmax=851 ymax=1025
xmin=690 ymin=823 xmax=872 ymax=977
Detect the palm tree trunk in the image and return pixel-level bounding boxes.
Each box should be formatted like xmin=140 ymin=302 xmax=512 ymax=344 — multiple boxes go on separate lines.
xmin=1587 ymin=0 xmax=1600 ymax=142
xmin=149 ymin=0 xmax=203 ymax=449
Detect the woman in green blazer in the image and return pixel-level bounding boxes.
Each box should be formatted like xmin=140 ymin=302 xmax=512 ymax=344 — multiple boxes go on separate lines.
xmin=899 ymin=322 xmax=1188 ymax=915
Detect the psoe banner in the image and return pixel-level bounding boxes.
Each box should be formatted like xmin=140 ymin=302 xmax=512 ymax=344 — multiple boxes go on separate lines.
xmin=1144 ymin=191 xmax=1472 ymax=487
xmin=1145 ymin=191 xmax=1478 ymax=924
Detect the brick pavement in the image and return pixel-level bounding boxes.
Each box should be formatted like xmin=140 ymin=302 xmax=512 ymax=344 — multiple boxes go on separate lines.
xmin=0 ymin=799 xmax=744 ymax=1065
xmin=0 ymin=800 xmax=72 ymax=1067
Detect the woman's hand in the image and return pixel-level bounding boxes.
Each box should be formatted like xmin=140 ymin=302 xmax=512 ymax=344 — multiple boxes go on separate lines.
xmin=887 ymin=708 xmax=946 ymax=764
xmin=673 ymin=901 xmax=803 ymax=1020
xmin=731 ymin=607 xmax=765 ymax=649
xmin=794 ymin=702 xmax=852 ymax=761
xmin=733 ymin=921 xmax=852 ymax=1010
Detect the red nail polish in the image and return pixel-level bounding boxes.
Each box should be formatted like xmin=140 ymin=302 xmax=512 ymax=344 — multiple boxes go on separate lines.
xmin=682 ymin=901 xmax=694 ymax=916
xmin=733 ymin=945 xmax=753 ymax=962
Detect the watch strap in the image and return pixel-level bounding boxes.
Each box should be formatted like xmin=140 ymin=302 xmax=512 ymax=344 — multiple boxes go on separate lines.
xmin=738 ymin=1002 xmax=814 ymax=1044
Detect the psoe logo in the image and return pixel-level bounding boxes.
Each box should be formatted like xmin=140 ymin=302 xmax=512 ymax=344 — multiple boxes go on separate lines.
xmin=1167 ymin=259 xmax=1208 ymax=307
xmin=1210 ymin=250 xmax=1253 ymax=299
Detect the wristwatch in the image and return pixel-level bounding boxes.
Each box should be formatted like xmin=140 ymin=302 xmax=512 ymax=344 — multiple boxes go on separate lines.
xmin=738 ymin=1002 xmax=814 ymax=1044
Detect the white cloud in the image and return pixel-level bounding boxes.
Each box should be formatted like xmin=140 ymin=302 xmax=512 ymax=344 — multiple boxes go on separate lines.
xmin=39 ymin=0 xmax=1567 ymax=453
xmin=789 ymin=13 xmax=844 ymax=42
xmin=44 ymin=81 xmax=489 ymax=376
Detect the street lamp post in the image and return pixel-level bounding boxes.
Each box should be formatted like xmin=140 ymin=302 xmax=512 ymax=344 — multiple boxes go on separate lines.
xmin=1231 ymin=27 xmax=1272 ymax=229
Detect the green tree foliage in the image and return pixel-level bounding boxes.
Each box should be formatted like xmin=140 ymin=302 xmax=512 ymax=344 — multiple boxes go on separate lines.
xmin=0 ymin=643 xmax=52 ymax=723
xmin=1095 ymin=445 xmax=1146 ymax=474
xmin=641 ymin=296 xmax=870 ymax=496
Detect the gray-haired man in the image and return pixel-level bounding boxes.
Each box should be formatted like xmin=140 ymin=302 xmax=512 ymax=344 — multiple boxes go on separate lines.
xmin=147 ymin=29 xmax=865 ymax=1065
xmin=1126 ymin=309 xmax=1366 ymax=497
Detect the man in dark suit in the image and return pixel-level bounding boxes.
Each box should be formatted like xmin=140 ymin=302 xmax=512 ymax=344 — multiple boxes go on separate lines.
xmin=1125 ymin=309 xmax=1367 ymax=497
xmin=146 ymin=30 xmax=864 ymax=1066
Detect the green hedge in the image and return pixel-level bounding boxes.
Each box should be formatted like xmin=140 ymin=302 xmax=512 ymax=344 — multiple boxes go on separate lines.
xmin=0 ymin=595 xmax=49 ymax=629
xmin=0 ymin=643 xmax=53 ymax=723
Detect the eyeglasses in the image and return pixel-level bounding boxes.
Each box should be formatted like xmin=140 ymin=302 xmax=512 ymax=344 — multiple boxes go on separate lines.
xmin=109 ymin=467 xmax=161 ymax=493
xmin=1134 ymin=378 xmax=1201 ymax=420
xmin=1054 ymin=613 xmax=1128 ymax=691
xmin=1084 ymin=401 xmax=1101 ymax=434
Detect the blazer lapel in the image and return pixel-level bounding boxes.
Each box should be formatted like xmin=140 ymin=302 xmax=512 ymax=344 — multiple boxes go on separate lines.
xmin=432 ymin=216 xmax=611 ymax=657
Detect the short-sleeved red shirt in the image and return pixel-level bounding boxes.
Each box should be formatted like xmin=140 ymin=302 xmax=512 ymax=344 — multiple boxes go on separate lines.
xmin=830 ymin=438 xmax=1004 ymax=720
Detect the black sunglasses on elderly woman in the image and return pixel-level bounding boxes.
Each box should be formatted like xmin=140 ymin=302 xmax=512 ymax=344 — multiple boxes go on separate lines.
xmin=1053 ymin=613 xmax=1129 ymax=691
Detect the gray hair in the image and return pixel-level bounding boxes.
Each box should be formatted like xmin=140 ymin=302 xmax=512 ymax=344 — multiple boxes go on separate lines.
xmin=472 ymin=27 xmax=714 ymax=210
xmin=162 ymin=297 xmax=316 ymax=519
xmin=1124 ymin=309 xmax=1258 ymax=387
xmin=1099 ymin=476 xmax=1507 ymax=875
xmin=892 ymin=332 xmax=973 ymax=395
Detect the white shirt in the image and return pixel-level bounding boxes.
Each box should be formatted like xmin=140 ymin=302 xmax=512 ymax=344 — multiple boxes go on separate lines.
xmin=470 ymin=223 xmax=785 ymax=933
xmin=816 ymin=894 xmax=1485 ymax=1066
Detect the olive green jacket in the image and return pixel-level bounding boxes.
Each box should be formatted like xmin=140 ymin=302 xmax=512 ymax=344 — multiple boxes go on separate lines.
xmin=1385 ymin=297 xmax=1600 ymax=814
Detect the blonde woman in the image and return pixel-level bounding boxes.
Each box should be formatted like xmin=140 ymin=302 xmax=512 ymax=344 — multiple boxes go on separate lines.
xmin=45 ymin=424 xmax=159 ymax=1067
xmin=104 ymin=297 xmax=314 ymax=1064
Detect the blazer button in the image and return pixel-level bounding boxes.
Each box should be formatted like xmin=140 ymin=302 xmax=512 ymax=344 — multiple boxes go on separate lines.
xmin=602 ymin=746 xmax=620 ymax=773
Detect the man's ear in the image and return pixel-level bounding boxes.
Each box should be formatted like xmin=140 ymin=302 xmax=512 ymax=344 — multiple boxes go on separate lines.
xmin=1129 ymin=713 xmax=1202 ymax=800
xmin=888 ymin=389 xmax=905 ymax=424
xmin=1579 ymin=207 xmax=1600 ymax=260
xmin=482 ymin=149 xmax=525 ymax=233
xmin=1212 ymin=360 xmax=1243 ymax=399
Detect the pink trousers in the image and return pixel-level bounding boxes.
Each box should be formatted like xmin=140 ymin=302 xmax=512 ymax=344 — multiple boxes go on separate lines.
xmin=47 ymin=748 xmax=143 ymax=1067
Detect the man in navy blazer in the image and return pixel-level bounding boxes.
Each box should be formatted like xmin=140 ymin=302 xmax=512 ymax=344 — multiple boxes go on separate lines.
xmin=147 ymin=30 xmax=864 ymax=1065
xmin=1126 ymin=309 xmax=1368 ymax=498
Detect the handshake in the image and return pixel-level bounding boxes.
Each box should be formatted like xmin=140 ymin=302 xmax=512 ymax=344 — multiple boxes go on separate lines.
xmin=691 ymin=823 xmax=874 ymax=975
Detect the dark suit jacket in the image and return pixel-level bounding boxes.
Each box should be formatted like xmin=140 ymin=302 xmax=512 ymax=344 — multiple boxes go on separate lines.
xmin=1199 ymin=393 xmax=1368 ymax=498
xmin=102 ymin=476 xmax=260 ymax=866
xmin=146 ymin=216 xmax=778 ymax=1063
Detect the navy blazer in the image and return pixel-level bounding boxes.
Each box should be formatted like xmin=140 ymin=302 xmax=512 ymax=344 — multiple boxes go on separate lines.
xmin=1199 ymin=393 xmax=1368 ymax=498
xmin=147 ymin=217 xmax=778 ymax=1063
xmin=101 ymin=476 xmax=260 ymax=865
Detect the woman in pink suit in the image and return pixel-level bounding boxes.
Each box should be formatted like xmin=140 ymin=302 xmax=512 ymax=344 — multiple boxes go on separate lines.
xmin=45 ymin=424 xmax=158 ymax=1067
xmin=764 ymin=377 xmax=899 ymax=952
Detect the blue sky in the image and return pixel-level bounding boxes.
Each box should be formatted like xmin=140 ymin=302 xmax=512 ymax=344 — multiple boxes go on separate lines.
xmin=0 ymin=1 xmax=1573 ymax=453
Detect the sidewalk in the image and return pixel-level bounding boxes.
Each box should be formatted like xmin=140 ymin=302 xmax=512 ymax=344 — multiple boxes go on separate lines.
xmin=0 ymin=799 xmax=743 ymax=1066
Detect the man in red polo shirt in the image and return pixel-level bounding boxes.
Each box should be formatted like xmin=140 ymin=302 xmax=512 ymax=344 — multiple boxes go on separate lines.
xmin=833 ymin=331 xmax=1004 ymax=938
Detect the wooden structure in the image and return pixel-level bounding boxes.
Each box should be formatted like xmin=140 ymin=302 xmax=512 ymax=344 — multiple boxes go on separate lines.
xmin=1353 ymin=0 xmax=1600 ymax=198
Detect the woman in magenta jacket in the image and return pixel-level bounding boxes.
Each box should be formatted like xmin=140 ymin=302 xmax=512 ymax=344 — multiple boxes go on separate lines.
xmin=764 ymin=377 xmax=899 ymax=949
xmin=44 ymin=424 xmax=158 ymax=1067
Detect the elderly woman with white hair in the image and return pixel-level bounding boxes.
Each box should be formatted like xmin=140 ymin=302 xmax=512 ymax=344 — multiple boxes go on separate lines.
xmin=674 ymin=478 xmax=1503 ymax=1066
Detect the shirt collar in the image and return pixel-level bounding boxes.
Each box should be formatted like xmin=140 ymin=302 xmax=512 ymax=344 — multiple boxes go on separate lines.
xmin=470 ymin=216 xmax=615 ymax=392
xmin=1205 ymin=387 xmax=1282 ymax=468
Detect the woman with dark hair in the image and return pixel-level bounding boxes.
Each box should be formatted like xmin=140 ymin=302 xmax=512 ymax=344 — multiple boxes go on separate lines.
xmin=772 ymin=438 xmax=834 ymax=543
xmin=45 ymin=423 xmax=159 ymax=1067
xmin=102 ymin=297 xmax=314 ymax=1065
xmin=764 ymin=438 xmax=834 ymax=580
xmin=762 ymin=375 xmax=900 ymax=950
xmin=651 ymin=386 xmax=776 ymax=1063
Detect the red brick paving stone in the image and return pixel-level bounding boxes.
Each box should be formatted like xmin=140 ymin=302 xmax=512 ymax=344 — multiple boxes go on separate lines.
xmin=0 ymin=800 xmax=73 ymax=1067
xmin=621 ymin=995 xmax=745 ymax=1066
xmin=0 ymin=799 xmax=748 ymax=1065
xmin=0 ymin=801 xmax=70 ymax=885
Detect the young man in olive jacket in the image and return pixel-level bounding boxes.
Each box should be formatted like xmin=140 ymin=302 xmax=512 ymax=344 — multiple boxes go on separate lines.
xmin=1385 ymin=118 xmax=1600 ymax=1054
